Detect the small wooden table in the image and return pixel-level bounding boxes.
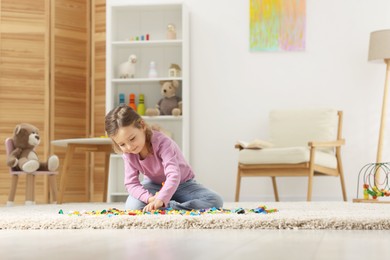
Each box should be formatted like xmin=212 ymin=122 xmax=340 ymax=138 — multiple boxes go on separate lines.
xmin=52 ymin=138 xmax=113 ymax=204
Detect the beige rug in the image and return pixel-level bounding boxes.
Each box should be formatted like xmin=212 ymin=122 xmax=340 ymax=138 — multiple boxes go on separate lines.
xmin=1 ymin=201 xmax=390 ymax=230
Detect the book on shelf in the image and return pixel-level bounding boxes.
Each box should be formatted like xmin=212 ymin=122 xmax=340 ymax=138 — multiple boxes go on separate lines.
xmin=235 ymin=139 xmax=274 ymax=150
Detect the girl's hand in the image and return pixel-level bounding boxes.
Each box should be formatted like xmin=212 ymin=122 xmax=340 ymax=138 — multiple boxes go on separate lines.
xmin=148 ymin=194 xmax=156 ymax=203
xmin=143 ymin=199 xmax=164 ymax=212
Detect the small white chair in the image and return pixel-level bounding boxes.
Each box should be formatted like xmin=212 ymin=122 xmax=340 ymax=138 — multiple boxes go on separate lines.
xmin=5 ymin=138 xmax=58 ymax=206
xmin=235 ymin=109 xmax=347 ymax=202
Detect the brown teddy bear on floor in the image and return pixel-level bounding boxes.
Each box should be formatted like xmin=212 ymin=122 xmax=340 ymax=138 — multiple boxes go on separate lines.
xmin=146 ymin=80 xmax=182 ymax=116
xmin=7 ymin=123 xmax=59 ymax=173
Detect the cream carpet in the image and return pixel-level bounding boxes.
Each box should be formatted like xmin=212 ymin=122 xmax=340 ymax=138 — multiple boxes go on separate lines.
xmin=1 ymin=201 xmax=390 ymax=230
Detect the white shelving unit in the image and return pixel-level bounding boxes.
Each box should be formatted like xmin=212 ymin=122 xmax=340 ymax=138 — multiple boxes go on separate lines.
xmin=106 ymin=0 xmax=190 ymax=202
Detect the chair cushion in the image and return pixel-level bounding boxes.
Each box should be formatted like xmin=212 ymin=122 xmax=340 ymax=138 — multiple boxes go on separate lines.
xmin=269 ymin=109 xmax=338 ymax=154
xmin=238 ymin=147 xmax=338 ymax=169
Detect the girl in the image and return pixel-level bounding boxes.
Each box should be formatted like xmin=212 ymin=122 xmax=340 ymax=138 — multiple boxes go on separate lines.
xmin=105 ymin=105 xmax=223 ymax=212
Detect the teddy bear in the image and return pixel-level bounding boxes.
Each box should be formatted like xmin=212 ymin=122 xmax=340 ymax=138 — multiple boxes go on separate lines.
xmin=146 ymin=80 xmax=182 ymax=116
xmin=7 ymin=123 xmax=59 ymax=173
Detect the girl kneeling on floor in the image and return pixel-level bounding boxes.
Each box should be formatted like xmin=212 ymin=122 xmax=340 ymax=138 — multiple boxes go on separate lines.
xmin=105 ymin=105 xmax=223 ymax=212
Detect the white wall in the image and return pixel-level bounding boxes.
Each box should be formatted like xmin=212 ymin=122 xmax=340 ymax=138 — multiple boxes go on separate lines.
xmin=182 ymin=0 xmax=390 ymax=202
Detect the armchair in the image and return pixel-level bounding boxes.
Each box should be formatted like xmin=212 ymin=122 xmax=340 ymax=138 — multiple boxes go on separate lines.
xmin=235 ymin=109 xmax=347 ymax=202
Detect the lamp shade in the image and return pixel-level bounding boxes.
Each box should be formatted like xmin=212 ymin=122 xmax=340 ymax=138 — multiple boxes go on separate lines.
xmin=368 ymin=29 xmax=390 ymax=62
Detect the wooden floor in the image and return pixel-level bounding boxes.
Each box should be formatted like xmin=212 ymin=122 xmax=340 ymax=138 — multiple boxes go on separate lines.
xmin=0 ymin=229 xmax=389 ymax=259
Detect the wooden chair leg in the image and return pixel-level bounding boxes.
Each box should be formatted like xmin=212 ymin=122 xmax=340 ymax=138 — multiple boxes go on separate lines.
xmin=103 ymin=152 xmax=111 ymax=202
xmin=58 ymin=144 xmax=75 ymax=204
xmin=31 ymin=175 xmax=36 ymax=203
xmin=49 ymin=175 xmax=58 ymax=203
xmin=235 ymin=166 xmax=242 ymax=202
xmin=307 ymin=148 xmax=316 ymax=201
xmin=85 ymin=153 xmax=91 ymax=202
xmin=336 ymin=152 xmax=347 ymax=201
xmin=339 ymin=173 xmax=347 ymax=201
xmin=25 ymin=174 xmax=35 ymax=205
xmin=7 ymin=175 xmax=19 ymax=205
xmin=271 ymin=177 xmax=279 ymax=202
xmin=307 ymin=172 xmax=314 ymax=202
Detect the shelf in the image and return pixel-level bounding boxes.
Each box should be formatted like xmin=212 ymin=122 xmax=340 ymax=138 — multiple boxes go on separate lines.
xmin=112 ymin=77 xmax=182 ymax=83
xmin=111 ymin=3 xmax=182 ymax=12
xmin=110 ymin=154 xmax=122 ymax=159
xmin=143 ymin=115 xmax=182 ymax=121
xmin=110 ymin=192 xmax=128 ymax=196
xmin=112 ymin=40 xmax=182 ymax=47
xmin=106 ymin=1 xmax=189 ymax=203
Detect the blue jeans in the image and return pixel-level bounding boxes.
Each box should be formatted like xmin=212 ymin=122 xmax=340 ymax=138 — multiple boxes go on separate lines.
xmin=125 ymin=179 xmax=223 ymax=210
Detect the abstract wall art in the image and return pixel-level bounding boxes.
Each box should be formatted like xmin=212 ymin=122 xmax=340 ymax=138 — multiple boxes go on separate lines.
xmin=250 ymin=0 xmax=306 ymax=51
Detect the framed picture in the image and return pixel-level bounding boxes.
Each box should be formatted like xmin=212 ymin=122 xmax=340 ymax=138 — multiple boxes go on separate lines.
xmin=250 ymin=0 xmax=306 ymax=51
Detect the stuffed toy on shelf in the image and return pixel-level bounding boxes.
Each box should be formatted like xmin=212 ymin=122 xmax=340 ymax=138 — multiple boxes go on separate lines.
xmin=118 ymin=54 xmax=137 ymax=78
xmin=146 ymin=80 xmax=182 ymax=116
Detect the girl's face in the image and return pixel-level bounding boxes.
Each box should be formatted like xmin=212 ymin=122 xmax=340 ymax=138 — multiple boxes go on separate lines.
xmin=112 ymin=122 xmax=147 ymax=155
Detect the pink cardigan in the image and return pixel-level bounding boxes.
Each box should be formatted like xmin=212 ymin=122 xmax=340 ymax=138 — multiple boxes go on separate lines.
xmin=122 ymin=130 xmax=194 ymax=206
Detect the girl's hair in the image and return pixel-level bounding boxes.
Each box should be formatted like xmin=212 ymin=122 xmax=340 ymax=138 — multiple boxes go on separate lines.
xmin=105 ymin=105 xmax=153 ymax=154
